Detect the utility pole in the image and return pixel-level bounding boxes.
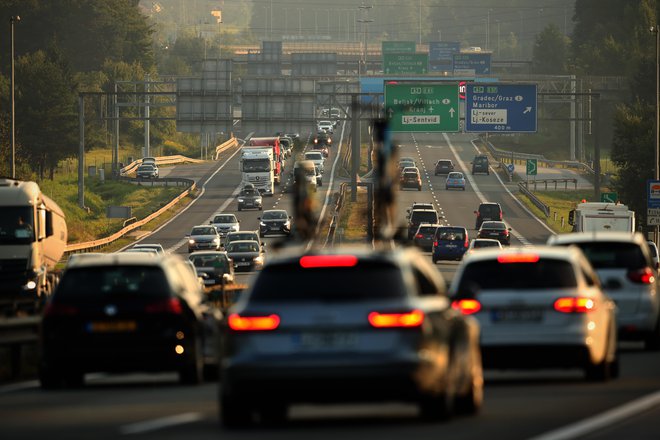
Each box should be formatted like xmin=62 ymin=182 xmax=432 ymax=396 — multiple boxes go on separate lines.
xmin=10 ymin=16 xmax=20 ymax=179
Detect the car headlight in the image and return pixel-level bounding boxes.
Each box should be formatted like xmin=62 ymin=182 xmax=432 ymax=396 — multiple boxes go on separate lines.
xmin=212 ymin=238 xmax=220 ymax=244
xmin=256 ymin=197 xmax=262 ymax=203
xmin=260 ymin=222 xmax=267 ymax=227
xmin=231 ymin=226 xmax=239 ymax=231
xmin=237 ymin=198 xmax=244 ymax=202
xmin=188 ymin=239 xmax=195 ymax=245
xmin=254 ymin=256 xmax=264 ymax=264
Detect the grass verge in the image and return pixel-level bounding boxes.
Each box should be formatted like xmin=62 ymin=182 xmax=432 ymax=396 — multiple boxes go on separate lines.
xmin=516 ymin=189 xmax=594 ymax=234
xmin=337 ymin=186 xmax=368 ymax=242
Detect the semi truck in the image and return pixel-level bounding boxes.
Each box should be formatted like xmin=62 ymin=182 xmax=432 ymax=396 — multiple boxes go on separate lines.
xmin=568 ymin=202 xmax=635 ymax=233
xmin=0 ymin=179 xmax=67 ymax=313
xmin=239 ymin=147 xmax=275 ymax=196
xmin=249 ymin=137 xmax=283 ymax=185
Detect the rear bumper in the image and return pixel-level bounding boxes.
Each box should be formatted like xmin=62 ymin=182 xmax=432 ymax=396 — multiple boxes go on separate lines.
xmin=481 ymin=345 xmax=591 ymax=369
xmin=433 ymin=247 xmax=467 ymax=260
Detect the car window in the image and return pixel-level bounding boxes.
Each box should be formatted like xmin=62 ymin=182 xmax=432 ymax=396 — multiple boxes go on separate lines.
xmin=482 ymin=222 xmax=506 ymax=230
xmin=262 ymin=211 xmax=287 ymax=220
xmin=190 ymin=255 xmax=227 ymax=268
xmin=436 ymin=228 xmax=465 ymax=241
xmin=227 ymin=232 xmax=258 ymax=242
xmin=473 ymin=240 xmax=499 ymax=248
xmin=213 ymin=215 xmax=236 ymax=223
xmin=479 ymin=205 xmax=500 ymax=216
xmin=567 ymin=242 xmax=648 ymax=270
xmin=418 ymin=226 xmax=438 ymax=234
xmin=457 ymin=259 xmax=578 ymax=290
xmin=411 ymin=265 xmax=439 ymax=296
xmin=648 ymin=243 xmax=658 ymax=258
xmin=228 ymin=242 xmax=259 ymax=252
xmin=448 ymin=172 xmax=463 ymax=179
xmin=56 ymin=266 xmax=170 ymax=299
xmin=191 ymin=227 xmax=216 ymax=235
xmin=410 ymin=211 xmax=438 ymax=224
xmin=250 ymin=262 xmax=406 ymax=301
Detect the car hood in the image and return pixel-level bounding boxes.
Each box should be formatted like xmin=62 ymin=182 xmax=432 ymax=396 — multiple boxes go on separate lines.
xmin=190 ymin=234 xmax=218 ymax=240
xmin=228 ymin=251 xmax=260 ymax=259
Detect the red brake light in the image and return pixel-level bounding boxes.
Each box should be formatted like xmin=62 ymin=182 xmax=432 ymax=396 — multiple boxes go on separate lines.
xmin=627 ymin=268 xmax=655 ymax=284
xmin=433 ymin=241 xmax=438 ymax=247
xmin=43 ymin=303 xmax=79 ymax=317
xmin=228 ymin=313 xmax=280 ymax=331
xmin=464 ymin=236 xmax=469 ymax=248
xmin=146 ymin=298 xmax=183 ymax=314
xmin=368 ymin=310 xmax=424 ymax=328
xmin=416 ymin=233 xmax=424 ymax=239
xmin=497 ymin=254 xmax=540 ymax=264
xmin=499 ymin=212 xmax=503 ymax=220
xmin=299 ymin=255 xmax=358 ymax=268
xmin=452 ymin=299 xmax=481 ymax=315
xmin=554 ymin=297 xmax=596 ymax=313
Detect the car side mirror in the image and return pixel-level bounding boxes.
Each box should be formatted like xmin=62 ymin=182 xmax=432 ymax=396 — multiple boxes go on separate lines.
xmin=508 ymin=228 xmax=512 ymax=231
xmin=198 ymin=272 xmax=209 ymax=280
xmin=473 ymin=211 xmax=478 ymax=215
xmin=209 ymin=221 xmax=213 ymax=224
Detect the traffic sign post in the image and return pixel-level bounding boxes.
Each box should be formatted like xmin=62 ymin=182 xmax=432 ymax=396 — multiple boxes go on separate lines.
xmin=383 ymin=53 xmax=429 ymax=74
xmin=526 ymin=159 xmax=537 ymax=176
xmin=600 ymin=192 xmax=618 ymax=203
xmin=384 ymin=83 xmax=459 ymax=133
xmin=465 ymin=84 xmax=538 ymax=133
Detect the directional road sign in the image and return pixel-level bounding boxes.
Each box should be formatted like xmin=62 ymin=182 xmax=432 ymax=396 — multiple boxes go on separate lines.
xmin=383 ymin=53 xmax=429 ymax=74
xmin=382 ymin=41 xmax=416 ymax=54
xmin=507 ymin=163 xmax=515 ymax=174
xmin=384 ymin=83 xmax=459 ymax=133
xmin=526 ymin=159 xmax=537 ymax=176
xmin=465 ymin=84 xmax=538 ymax=133
xmin=600 ymin=192 xmax=618 ymax=203
xmin=429 ymin=41 xmax=460 ymax=72
xmin=453 ymin=53 xmax=491 ymax=75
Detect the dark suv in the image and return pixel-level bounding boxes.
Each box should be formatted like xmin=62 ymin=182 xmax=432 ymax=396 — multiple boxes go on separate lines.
xmin=472 ymin=155 xmax=490 ymax=175
xmin=434 ymin=159 xmax=455 ymax=175
xmin=408 ymin=209 xmax=440 ymax=240
xmin=474 ymin=202 xmax=503 ymax=229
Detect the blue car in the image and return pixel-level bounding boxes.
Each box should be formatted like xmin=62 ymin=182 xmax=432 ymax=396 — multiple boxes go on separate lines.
xmin=432 ymin=226 xmax=469 ymax=262
xmin=445 ymin=172 xmax=466 ymax=191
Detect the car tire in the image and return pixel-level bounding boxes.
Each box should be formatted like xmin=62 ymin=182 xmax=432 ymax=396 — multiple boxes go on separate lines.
xmin=180 ymin=337 xmax=204 ymax=385
xmin=419 ymin=392 xmax=451 ymax=422
xmin=585 ymin=334 xmax=614 ymax=382
xmin=462 ymin=187 xmax=465 ymax=191
xmin=454 ymin=348 xmax=483 ymax=415
xmin=39 ymin=365 xmax=63 ymax=390
xmin=237 ymin=206 xmax=242 ymax=212
xmin=259 ymin=402 xmax=288 ymax=426
xmin=220 ymin=393 xmax=252 ymax=429
xmin=644 ymin=318 xmax=660 ymax=351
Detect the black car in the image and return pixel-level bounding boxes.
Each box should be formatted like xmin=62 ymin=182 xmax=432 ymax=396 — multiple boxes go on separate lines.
xmin=258 ymin=209 xmax=292 ymax=237
xmin=477 ymin=221 xmax=511 ymax=246
xmin=474 ymin=202 xmax=503 ymax=229
xmin=407 ymin=208 xmax=440 ymax=240
xmin=434 ymin=159 xmax=455 ymax=175
xmin=189 ymin=251 xmax=235 ymax=286
xmin=220 ymin=246 xmax=483 ymax=427
xmin=39 ymin=253 xmax=222 ymax=388
xmin=237 ymin=184 xmax=263 ymax=211
xmin=313 ymin=131 xmax=332 ymax=147
xmin=471 ymin=154 xmax=490 ymax=175
xmin=225 ymin=240 xmax=265 ymax=272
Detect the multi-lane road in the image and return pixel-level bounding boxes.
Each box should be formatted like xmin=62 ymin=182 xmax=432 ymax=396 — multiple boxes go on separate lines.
xmin=1 ymin=130 xmax=660 ymax=439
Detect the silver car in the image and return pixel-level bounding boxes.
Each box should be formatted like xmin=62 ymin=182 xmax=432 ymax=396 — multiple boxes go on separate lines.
xmin=187 ymin=225 xmax=221 ymax=253
xmin=548 ymin=232 xmax=660 ymax=350
xmin=220 ymin=246 xmax=483 ymax=427
xmin=211 ymin=213 xmax=240 ymax=237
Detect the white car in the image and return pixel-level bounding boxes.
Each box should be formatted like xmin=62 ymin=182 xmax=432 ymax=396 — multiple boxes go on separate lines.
xmin=548 ymin=232 xmax=660 ymax=350
xmin=317 ymin=120 xmax=334 ymax=133
xmin=450 ymin=246 xmax=619 ymax=381
xmin=467 ymin=238 xmax=502 ymax=253
xmin=303 ymin=151 xmax=325 ymax=174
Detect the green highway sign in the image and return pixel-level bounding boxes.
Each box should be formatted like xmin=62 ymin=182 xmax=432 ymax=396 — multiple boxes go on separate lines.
xmin=526 ymin=159 xmax=537 ymax=176
xmin=382 ymin=41 xmax=416 ymax=54
xmin=384 ymin=83 xmax=459 ymax=133
xmin=383 ymin=53 xmax=429 ymax=75
xmin=601 ymin=192 xmax=618 ymax=203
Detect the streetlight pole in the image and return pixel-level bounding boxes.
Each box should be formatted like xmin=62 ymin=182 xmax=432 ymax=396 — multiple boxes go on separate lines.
xmin=358 ymin=4 xmax=373 ymax=76
xmin=651 ymin=25 xmax=660 ymax=242
xmin=10 ymin=16 xmax=20 ymax=179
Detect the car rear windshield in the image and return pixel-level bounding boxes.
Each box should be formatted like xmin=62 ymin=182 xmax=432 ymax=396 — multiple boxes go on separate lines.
xmin=474 ymin=156 xmax=488 ymax=164
xmin=250 ymin=262 xmax=406 ymax=302
xmin=482 ymin=222 xmax=506 ymax=230
xmin=473 ymin=240 xmax=499 ymax=248
xmin=55 ymin=266 xmax=170 ymax=300
xmin=564 ymin=242 xmax=647 ymax=270
xmin=479 ymin=205 xmax=500 ymax=216
xmin=435 ymin=228 xmax=466 ymax=241
xmin=457 ymin=259 xmax=578 ymax=290
xmin=410 ymin=211 xmax=438 ymax=224
xmin=437 ymin=160 xmax=451 ymax=166
xmin=448 ymin=172 xmax=463 ymax=179
xmin=417 ymin=226 xmax=438 ymax=234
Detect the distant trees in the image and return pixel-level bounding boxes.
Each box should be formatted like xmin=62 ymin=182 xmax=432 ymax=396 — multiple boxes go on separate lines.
xmin=532 ymin=24 xmax=570 ymax=74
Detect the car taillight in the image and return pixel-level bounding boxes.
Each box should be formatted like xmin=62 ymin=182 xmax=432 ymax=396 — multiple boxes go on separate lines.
xmin=433 ymin=241 xmax=438 ymax=246
xmin=300 ymin=255 xmax=358 ymax=268
xmin=146 ymin=298 xmax=183 ymax=314
xmin=368 ymin=310 xmax=424 ymax=328
xmin=627 ymin=267 xmax=655 ymax=284
xmin=554 ymin=297 xmax=596 ymax=313
xmin=416 ymin=233 xmax=424 ymax=239
xmin=464 ymin=236 xmax=469 ymax=248
xmin=497 ymin=254 xmax=540 ymax=263
xmin=228 ymin=313 xmax=280 ymax=331
xmin=451 ymin=299 xmax=481 ymax=315
xmin=499 ymin=212 xmax=502 ymax=220
xmin=43 ymin=303 xmax=79 ymax=317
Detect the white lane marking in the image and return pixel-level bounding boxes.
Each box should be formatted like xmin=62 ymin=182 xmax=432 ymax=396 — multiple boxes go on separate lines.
xmin=120 ymin=412 xmax=204 ymax=435
xmin=470 ymin=139 xmax=555 ymax=235
xmin=443 ymin=133 xmax=531 ymax=246
xmin=0 ymin=380 xmax=39 ymax=394
xmin=126 ymin=142 xmax=245 ymax=252
xmin=528 ymin=389 xmax=660 ymax=440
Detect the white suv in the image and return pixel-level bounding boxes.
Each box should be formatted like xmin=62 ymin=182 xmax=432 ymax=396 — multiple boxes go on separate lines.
xmin=548 ymin=232 xmax=660 ymax=350
xmin=304 ymin=151 xmax=325 ymax=174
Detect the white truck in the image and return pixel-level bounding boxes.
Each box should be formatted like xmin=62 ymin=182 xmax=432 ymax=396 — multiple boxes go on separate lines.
xmin=568 ymin=202 xmax=635 ymax=233
xmin=0 ymin=179 xmax=68 ymax=313
xmin=239 ymin=147 xmax=275 ymax=196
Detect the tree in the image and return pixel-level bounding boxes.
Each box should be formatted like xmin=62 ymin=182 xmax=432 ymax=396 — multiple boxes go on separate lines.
xmin=532 ymin=24 xmax=570 ymax=74
xmin=15 ymin=48 xmax=78 ymax=180
xmin=610 ymin=100 xmax=654 ymax=227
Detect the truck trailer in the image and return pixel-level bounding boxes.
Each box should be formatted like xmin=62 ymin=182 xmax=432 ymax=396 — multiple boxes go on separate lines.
xmin=568 ymin=202 xmax=635 ymax=233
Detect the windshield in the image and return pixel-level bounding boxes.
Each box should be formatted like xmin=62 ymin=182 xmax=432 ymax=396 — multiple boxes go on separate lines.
xmin=410 ymin=211 xmax=438 ymax=224
xmin=479 ymin=205 xmax=500 ymax=216
xmin=213 ymin=215 xmax=236 ymax=224
xmin=190 ymin=255 xmax=227 ymax=269
xmin=436 ymin=228 xmax=466 ymax=241
xmin=262 ymin=211 xmax=288 ymax=220
xmin=243 ymin=158 xmax=271 ymax=172
xmin=191 ymin=227 xmax=216 ymax=235
xmin=448 ymin=172 xmax=463 ymax=179
xmin=458 ymin=259 xmax=578 ymax=291
xmin=0 ymin=207 xmax=35 ymax=244
xmin=227 ymin=242 xmax=260 ymax=253
xmin=55 ymin=266 xmax=170 ymax=300
xmin=305 ymin=153 xmax=322 ymax=161
xmin=226 ymin=232 xmax=258 ymax=242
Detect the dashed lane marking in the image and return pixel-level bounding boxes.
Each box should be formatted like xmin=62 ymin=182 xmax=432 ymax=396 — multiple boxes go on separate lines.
xmin=120 ymin=412 xmax=204 ymax=435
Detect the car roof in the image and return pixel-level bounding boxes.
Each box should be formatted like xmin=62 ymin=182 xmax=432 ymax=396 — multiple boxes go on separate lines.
xmin=133 ymin=243 xmax=163 ymax=249
xmin=479 ymin=202 xmax=500 ymax=207
xmin=263 ymin=209 xmax=288 ymax=214
xmin=481 ymin=221 xmax=506 ymax=226
xmin=226 ymin=240 xmax=260 ymax=245
xmin=463 ymin=246 xmax=583 ymax=263
xmin=548 ymin=231 xmax=645 ymax=245
xmin=189 ymin=251 xmax=229 ymax=257
xmin=411 ymin=209 xmax=438 ymax=213
xmin=191 ymin=225 xmax=218 ymax=232
xmin=65 ymin=252 xmax=171 ymax=268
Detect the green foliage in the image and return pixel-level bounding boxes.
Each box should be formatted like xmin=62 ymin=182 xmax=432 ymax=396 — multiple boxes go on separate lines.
xmin=532 ymin=24 xmax=570 ymax=74
xmin=610 ymin=100 xmax=654 ymax=229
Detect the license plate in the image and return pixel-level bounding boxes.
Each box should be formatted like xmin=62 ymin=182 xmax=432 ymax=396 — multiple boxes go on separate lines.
xmin=88 ymin=321 xmax=137 ymax=333
xmin=204 ymin=279 xmax=216 ymax=285
xmin=491 ymin=309 xmax=543 ymax=322
xmin=298 ymin=332 xmax=357 ymax=349
xmin=445 ymin=244 xmax=457 ymax=248
xmin=237 ymin=262 xmax=251 ymax=266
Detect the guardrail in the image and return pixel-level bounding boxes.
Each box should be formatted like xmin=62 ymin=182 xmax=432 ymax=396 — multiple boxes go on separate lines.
xmin=0 ymin=317 xmax=40 ymax=380
xmin=64 ymin=181 xmax=197 ymax=254
xmin=325 ymin=182 xmax=348 ymax=246
xmin=518 ymin=182 xmax=550 ymax=217
xmin=522 ymin=178 xmax=578 ymax=191
xmin=214 ymin=137 xmax=239 ymax=160
xmin=481 ymin=138 xmax=595 ymax=175
xmin=117 ymin=176 xmax=195 ymax=187
xmin=120 ymin=154 xmax=205 ymax=177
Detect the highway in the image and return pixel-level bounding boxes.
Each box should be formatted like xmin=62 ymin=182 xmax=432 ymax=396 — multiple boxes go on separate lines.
xmin=1 ymin=131 xmax=660 ymax=439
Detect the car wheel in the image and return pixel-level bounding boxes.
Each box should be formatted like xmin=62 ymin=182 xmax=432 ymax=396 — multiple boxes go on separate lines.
xmin=585 ymin=334 xmax=614 ymax=382
xmin=39 ymin=365 xmax=63 ymax=390
xmin=644 ymin=317 xmax=660 ymax=351
xmin=454 ymin=346 xmax=483 ymax=415
xmin=419 ymin=392 xmax=451 ymax=422
xmin=220 ymin=393 xmax=253 ymax=429
xmin=258 ymin=402 xmax=288 ymax=426
xmin=180 ymin=337 xmax=204 ymax=385
xmin=237 ymin=206 xmax=242 ymax=212
xmin=462 ymin=187 xmax=465 ymax=191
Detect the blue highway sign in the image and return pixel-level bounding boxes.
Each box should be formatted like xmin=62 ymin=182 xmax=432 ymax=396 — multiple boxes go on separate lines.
xmin=453 ymin=53 xmax=491 ymax=75
xmin=465 ymin=84 xmax=538 ymax=133
xmin=429 ymin=42 xmax=460 ymax=72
